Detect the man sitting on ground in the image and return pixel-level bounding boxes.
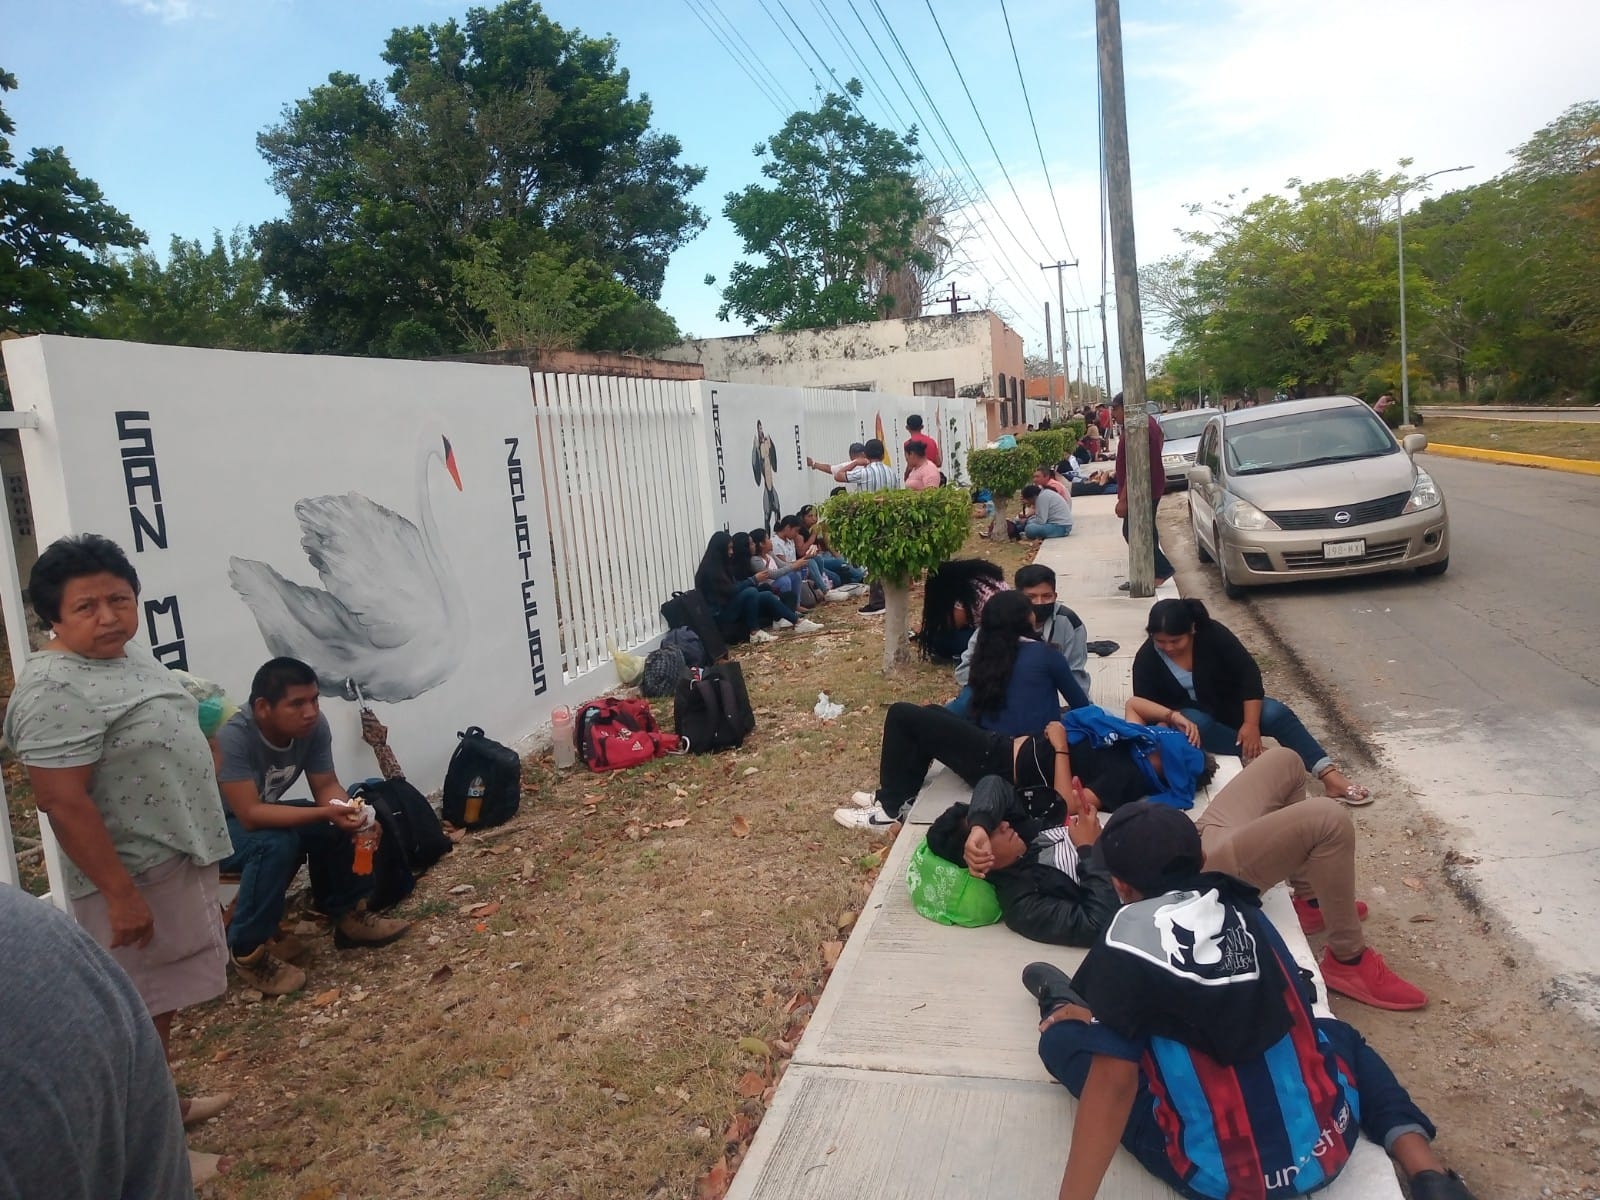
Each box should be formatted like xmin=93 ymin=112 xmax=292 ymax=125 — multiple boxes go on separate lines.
xmin=218 ymin=657 xmax=408 ymax=995
xmin=1009 ymin=483 xmax=1072 ymax=540
xmin=1021 ymin=799 xmax=1474 ymax=1200
xmin=951 ymin=563 xmax=1089 ymax=716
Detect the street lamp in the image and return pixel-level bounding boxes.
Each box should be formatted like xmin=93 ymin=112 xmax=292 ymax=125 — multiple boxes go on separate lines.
xmin=1395 ymin=164 xmax=1473 ymax=426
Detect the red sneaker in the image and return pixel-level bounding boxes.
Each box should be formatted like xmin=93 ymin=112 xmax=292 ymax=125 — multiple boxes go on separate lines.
xmin=1293 ymin=896 xmax=1370 ymax=935
xmin=1319 ymin=948 xmax=1427 ymax=1011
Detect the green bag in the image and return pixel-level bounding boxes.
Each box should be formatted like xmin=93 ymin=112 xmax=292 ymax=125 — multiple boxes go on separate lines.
xmin=906 ymin=840 xmax=1002 ymax=928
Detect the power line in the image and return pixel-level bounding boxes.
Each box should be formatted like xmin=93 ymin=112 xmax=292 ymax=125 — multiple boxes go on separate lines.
xmin=998 ymin=0 xmax=1088 ymax=312
xmin=808 ymin=0 xmax=907 ymax=132
xmin=757 ymin=0 xmax=827 ymax=97
xmin=923 ymin=0 xmax=1064 ymax=263
xmin=682 ymin=0 xmax=788 ymax=116
xmin=709 ymin=0 xmax=801 ymax=111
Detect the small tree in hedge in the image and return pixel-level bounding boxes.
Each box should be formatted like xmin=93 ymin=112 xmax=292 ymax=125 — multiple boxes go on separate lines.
xmin=968 ymin=446 xmax=1035 ymax=508
xmin=821 ymin=486 xmax=971 ymax=674
xmin=1017 ymin=428 xmax=1069 ymax=469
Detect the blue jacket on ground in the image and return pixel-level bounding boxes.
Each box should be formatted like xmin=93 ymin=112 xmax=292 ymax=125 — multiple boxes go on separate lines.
xmin=1062 ymin=706 xmax=1207 ymax=810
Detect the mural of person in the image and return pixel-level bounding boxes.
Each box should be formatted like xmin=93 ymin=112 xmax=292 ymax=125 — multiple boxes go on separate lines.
xmin=752 ymin=420 xmax=781 ymax=532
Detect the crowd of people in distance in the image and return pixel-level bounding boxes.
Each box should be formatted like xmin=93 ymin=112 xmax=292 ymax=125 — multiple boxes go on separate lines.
xmin=829 ymin=505 xmax=1479 ymax=1196
xmin=2 ymin=533 xmax=416 ymax=1193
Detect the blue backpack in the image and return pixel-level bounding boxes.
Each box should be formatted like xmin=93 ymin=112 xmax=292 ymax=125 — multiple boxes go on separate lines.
xmin=661 ymin=626 xmax=707 ymax=668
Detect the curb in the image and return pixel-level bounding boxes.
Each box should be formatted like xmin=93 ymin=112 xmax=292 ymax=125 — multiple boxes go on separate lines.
xmin=1423 ymin=442 xmax=1600 ymax=477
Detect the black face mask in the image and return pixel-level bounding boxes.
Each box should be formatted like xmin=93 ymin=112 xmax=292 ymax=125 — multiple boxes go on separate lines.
xmin=1032 ymin=602 xmax=1056 ymax=626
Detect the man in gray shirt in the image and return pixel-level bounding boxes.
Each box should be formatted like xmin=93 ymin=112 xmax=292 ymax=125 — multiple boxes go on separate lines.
xmin=950 ymin=564 xmax=1091 ymax=718
xmin=0 ymin=882 xmax=193 ymax=1199
xmin=216 ymin=657 xmax=407 ymax=996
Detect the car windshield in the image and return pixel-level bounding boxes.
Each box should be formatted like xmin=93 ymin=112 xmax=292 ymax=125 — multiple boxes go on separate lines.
xmin=1223 ymin=407 xmax=1398 ymax=475
xmin=1157 ymin=412 xmax=1214 ymax=440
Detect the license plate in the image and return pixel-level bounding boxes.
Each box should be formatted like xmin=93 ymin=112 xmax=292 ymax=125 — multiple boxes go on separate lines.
xmin=1322 ymin=539 xmax=1366 ymax=560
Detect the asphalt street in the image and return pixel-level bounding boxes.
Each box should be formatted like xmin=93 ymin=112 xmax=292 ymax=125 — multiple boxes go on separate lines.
xmin=1224 ymin=455 xmax=1600 ymax=1019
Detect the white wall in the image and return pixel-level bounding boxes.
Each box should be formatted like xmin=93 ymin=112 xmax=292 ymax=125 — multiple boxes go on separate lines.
xmin=1 ymin=336 xmax=561 ymax=794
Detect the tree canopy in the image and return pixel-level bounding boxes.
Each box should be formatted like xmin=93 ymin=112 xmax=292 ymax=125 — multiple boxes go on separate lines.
xmin=1143 ymin=101 xmax=1600 ymax=403
xmin=0 ymin=68 xmax=144 ymax=336
xmin=716 ymin=82 xmax=937 ymax=331
xmin=253 ymin=0 xmax=705 ymax=357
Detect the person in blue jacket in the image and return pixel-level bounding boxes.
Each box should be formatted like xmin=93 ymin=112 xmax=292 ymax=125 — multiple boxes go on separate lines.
xmin=966 ymin=590 xmax=1090 ymax=734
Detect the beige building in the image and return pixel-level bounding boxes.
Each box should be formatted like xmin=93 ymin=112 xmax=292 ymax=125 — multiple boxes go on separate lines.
xmin=660 ymin=311 xmax=1029 ymax=433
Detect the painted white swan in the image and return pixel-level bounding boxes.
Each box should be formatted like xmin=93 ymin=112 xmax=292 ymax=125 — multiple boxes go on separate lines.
xmin=228 ymin=434 xmax=468 ymax=703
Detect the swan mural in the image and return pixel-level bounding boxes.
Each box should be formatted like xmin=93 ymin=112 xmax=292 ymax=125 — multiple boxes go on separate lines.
xmin=228 ymin=433 xmax=469 ymax=703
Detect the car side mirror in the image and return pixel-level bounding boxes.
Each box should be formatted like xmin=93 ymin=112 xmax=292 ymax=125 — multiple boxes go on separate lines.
xmin=1402 ymin=433 xmax=1427 ymax=455
xmin=1187 ymin=465 xmax=1213 ymax=487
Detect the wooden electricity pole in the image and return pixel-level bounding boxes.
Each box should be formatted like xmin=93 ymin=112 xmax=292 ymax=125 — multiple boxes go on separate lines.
xmin=1096 ymin=0 xmax=1156 ymax=597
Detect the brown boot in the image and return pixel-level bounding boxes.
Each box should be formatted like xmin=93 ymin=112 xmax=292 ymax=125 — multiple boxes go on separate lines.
xmin=265 ymin=931 xmax=308 ymax=963
xmin=230 ymin=945 xmax=307 ymax=996
xmin=333 ymin=906 xmax=409 ymax=950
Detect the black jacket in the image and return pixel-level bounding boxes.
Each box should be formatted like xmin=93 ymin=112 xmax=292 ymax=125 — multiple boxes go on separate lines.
xmin=967 ymin=776 xmax=1120 ymax=947
xmin=1132 ymin=621 xmax=1264 ymax=731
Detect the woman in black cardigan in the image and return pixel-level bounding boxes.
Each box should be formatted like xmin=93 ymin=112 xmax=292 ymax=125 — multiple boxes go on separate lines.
xmin=1132 ymin=598 xmax=1372 ymax=804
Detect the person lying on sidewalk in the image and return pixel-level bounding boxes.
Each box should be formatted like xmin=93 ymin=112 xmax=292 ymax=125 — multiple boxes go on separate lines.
xmin=950 ymin=563 xmax=1090 ymax=715
xmin=839 ymin=691 xmax=1217 ymax=835
xmin=217 ymin=657 xmax=410 ymax=996
xmin=1020 ymin=801 xmax=1473 ymax=1200
xmin=1133 ymin=598 xmax=1373 ymax=804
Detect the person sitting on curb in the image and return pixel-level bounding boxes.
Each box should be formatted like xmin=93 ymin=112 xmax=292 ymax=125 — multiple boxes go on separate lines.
xmin=1008 ymin=483 xmax=1073 ymax=540
xmin=1133 ymin=598 xmax=1373 ymax=804
xmin=217 ymin=657 xmax=410 ymax=995
xmin=1020 ymin=800 xmax=1474 ymax=1200
xmin=967 ymin=590 xmax=1091 ymax=735
xmin=951 ymin=563 xmax=1090 ymax=716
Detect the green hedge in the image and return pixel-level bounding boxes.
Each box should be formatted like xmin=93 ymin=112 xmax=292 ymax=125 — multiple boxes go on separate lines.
xmin=820 ymin=485 xmax=973 ymax=586
xmin=968 ymin=446 xmax=1036 ymax=500
xmin=1017 ymin=429 xmax=1069 ymax=469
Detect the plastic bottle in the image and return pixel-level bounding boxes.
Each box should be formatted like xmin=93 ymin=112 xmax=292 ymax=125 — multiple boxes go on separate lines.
xmin=551 ymin=706 xmax=576 ymax=770
xmin=353 ymin=824 xmax=378 ymax=875
xmin=464 ymin=775 xmax=486 ymax=825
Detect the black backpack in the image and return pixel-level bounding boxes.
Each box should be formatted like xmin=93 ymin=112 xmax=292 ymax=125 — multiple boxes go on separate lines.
xmin=660 ymin=590 xmax=730 ymax=662
xmin=674 ymin=662 xmax=755 ymax=753
xmin=349 ymin=777 xmax=454 ymax=911
xmin=441 ymin=726 xmax=522 ymax=829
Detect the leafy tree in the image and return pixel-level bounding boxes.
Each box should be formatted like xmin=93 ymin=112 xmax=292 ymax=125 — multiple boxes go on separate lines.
xmin=967 ymin=446 xmax=1034 ymax=501
xmin=0 ymin=68 xmax=144 ymax=336
xmin=253 ymin=1 xmax=705 ymax=357
xmin=820 ymin=486 xmax=970 ymax=673
xmin=89 ymin=229 xmax=287 ymax=350
xmin=715 ymin=81 xmax=933 ymax=330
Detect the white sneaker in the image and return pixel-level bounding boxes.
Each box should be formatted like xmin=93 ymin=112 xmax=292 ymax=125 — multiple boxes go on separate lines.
xmin=825 ymin=588 xmax=855 ymax=602
xmin=845 ymin=583 xmax=869 ymax=597
xmin=749 ymin=628 xmax=778 ymax=644
xmin=846 ymin=790 xmax=876 ymax=809
xmin=833 ymin=803 xmax=899 ymax=832
xmin=793 ymin=617 xmax=824 ymax=633
xmin=771 ymin=618 xmax=794 ymax=631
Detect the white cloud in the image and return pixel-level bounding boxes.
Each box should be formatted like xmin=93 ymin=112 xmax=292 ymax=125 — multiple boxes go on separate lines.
xmin=119 ymin=0 xmax=203 ymax=22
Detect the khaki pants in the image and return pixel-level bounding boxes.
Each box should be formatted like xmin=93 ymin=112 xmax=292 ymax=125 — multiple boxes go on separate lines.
xmin=1195 ymin=746 xmax=1364 ymax=959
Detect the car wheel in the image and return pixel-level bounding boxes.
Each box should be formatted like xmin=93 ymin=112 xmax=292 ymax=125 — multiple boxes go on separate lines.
xmin=1215 ymin=529 xmax=1246 ymax=599
xmin=1416 ymin=555 xmax=1449 ymax=577
xmin=1194 ymin=518 xmax=1214 ymax=564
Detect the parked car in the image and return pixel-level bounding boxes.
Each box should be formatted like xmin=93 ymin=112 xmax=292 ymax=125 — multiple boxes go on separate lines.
xmin=1155 ymin=407 xmax=1222 ymax=490
xmin=1186 ymin=396 xmax=1449 ymax=597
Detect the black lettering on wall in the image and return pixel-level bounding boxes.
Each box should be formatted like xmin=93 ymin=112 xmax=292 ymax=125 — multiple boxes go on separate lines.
xmin=143 ymin=595 xmax=187 ymax=669
xmin=711 ymin=390 xmax=727 ymax=502
xmin=505 ymin=437 xmax=548 ymax=696
xmin=115 ymin=411 xmax=167 ymax=552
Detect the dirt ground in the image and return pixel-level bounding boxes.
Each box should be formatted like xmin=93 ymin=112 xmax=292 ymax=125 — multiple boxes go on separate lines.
xmin=1162 ymin=499 xmax=1600 ymax=1200
xmin=7 ymin=508 xmax=1597 ymax=1199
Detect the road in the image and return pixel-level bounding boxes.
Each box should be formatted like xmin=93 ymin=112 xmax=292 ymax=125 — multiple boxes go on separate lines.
xmin=1220 ymin=455 xmax=1600 ymax=1019
xmin=1419 ymin=405 xmax=1600 ymax=422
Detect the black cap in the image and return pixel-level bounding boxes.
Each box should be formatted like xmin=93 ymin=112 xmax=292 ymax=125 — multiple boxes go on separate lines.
xmin=1098 ymin=801 xmax=1203 ymax=895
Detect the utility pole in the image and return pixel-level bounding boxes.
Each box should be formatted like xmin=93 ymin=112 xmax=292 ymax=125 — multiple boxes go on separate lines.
xmin=1040 ymin=261 xmax=1077 ymax=419
xmin=1064 ymin=307 xmax=1091 ymax=411
xmin=1044 ymin=301 xmax=1055 ymax=411
xmin=1098 ymin=293 xmax=1113 ymax=407
xmin=944 ymin=281 xmax=971 ymax=315
xmin=1097 ymin=0 xmax=1156 ymax=596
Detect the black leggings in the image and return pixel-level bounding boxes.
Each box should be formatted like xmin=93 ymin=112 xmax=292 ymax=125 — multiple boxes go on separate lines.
xmin=876 ymin=702 xmax=1012 ymax=818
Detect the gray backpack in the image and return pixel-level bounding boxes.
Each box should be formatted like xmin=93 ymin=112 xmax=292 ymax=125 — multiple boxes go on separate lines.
xmin=641 ymin=645 xmax=688 ymax=697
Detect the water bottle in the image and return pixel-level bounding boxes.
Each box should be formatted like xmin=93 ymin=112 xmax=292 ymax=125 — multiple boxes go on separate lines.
xmin=551 ymin=706 xmax=576 ymax=770
xmin=464 ymin=775 xmax=486 ymax=825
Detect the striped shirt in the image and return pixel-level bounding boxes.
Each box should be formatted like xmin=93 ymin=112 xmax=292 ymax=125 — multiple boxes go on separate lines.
xmin=845 ymin=461 xmax=900 ymax=493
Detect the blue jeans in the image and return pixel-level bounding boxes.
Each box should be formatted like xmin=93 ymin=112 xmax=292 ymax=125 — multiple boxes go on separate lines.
xmin=1038 ymin=1016 xmax=1434 ymax=1199
xmin=718 ymin=585 xmax=799 ymax=631
xmin=816 ymin=554 xmax=864 ymax=585
xmin=1024 ymin=520 xmax=1071 ymax=539
xmin=221 ymin=803 xmax=372 ymax=956
xmin=1182 ymin=698 xmax=1332 ymax=777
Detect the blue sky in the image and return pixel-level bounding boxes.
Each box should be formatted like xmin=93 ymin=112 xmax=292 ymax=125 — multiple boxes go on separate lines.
xmin=6 ymin=0 xmax=1597 ymax=384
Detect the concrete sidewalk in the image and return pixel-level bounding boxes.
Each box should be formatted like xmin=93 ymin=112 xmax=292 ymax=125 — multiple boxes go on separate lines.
xmin=726 ymin=495 xmax=1403 ymax=1200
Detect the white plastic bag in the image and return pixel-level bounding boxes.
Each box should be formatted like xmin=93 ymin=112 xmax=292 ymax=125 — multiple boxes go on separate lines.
xmin=814 ymin=692 xmax=844 ymax=720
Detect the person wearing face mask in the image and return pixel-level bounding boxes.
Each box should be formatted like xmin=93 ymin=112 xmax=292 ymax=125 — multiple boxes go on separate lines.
xmin=951 ymin=573 xmax=1092 ymax=719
